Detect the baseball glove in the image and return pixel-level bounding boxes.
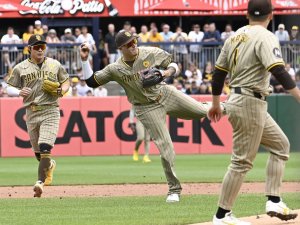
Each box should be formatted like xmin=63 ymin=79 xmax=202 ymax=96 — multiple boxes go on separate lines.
xmin=42 ymin=78 xmax=62 ymax=97
xmin=141 ymin=68 xmax=164 ymax=88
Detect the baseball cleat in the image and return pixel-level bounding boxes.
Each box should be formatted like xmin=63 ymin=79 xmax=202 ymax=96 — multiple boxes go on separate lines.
xmin=142 ymin=155 xmax=151 ymax=163
xmin=33 ymin=181 xmax=44 ymax=198
xmin=213 ymin=212 xmax=251 ymax=225
xmin=266 ymin=200 xmax=298 ymax=221
xmin=133 ymin=150 xmax=139 ymax=161
xmin=44 ymin=159 xmax=56 ymax=186
xmin=166 ymin=193 xmax=180 ymax=203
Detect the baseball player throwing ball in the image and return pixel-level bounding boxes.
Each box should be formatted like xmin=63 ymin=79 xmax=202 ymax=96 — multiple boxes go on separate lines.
xmin=80 ymin=30 xmax=225 ymax=202
xmin=208 ymin=0 xmax=300 ymax=224
xmin=7 ymin=34 xmax=70 ymax=197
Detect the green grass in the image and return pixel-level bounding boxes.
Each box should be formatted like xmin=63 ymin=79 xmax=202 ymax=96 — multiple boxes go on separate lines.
xmin=0 ymin=153 xmax=299 ymax=186
xmin=0 ymin=193 xmax=299 ymax=225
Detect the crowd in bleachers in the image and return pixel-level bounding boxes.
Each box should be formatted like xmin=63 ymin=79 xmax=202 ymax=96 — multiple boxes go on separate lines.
xmin=0 ymin=19 xmax=300 ymax=97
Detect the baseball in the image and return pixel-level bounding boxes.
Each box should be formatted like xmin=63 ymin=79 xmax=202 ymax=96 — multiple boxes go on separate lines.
xmin=61 ymin=0 xmax=73 ymax=11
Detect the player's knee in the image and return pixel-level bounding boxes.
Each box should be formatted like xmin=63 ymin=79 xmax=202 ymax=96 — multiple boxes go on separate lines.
xmin=34 ymin=152 xmax=41 ymax=161
xmin=39 ymin=143 xmax=52 ymax=154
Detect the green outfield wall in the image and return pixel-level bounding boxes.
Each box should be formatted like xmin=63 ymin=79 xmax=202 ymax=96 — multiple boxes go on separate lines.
xmin=266 ymin=95 xmax=300 ymax=152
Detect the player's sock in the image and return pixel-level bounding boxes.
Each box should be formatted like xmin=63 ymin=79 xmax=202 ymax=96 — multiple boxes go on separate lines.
xmin=38 ymin=154 xmax=51 ymax=182
xmin=216 ymin=207 xmax=230 ymax=219
xmin=267 ymin=195 xmax=280 ymax=203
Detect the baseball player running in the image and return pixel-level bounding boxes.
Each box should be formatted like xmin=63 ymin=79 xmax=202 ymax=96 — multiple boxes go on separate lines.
xmin=7 ymin=34 xmax=70 ymax=197
xmin=80 ymin=30 xmax=225 ymax=202
xmin=208 ymin=0 xmax=300 ymax=224
xmin=129 ymin=106 xmax=151 ymax=163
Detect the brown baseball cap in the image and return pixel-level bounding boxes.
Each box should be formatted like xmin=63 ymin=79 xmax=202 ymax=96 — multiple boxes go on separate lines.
xmin=28 ymin=34 xmax=47 ymax=46
xmin=248 ymin=0 xmax=272 ymax=17
xmin=115 ymin=30 xmax=138 ymax=48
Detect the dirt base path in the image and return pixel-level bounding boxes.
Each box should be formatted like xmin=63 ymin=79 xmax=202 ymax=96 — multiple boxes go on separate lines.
xmin=1 ymin=182 xmax=299 ymax=199
xmin=190 ymin=209 xmax=300 ymax=225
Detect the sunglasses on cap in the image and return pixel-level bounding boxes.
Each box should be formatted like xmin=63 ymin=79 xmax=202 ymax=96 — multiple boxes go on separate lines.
xmin=124 ymin=38 xmax=137 ymax=49
xmin=31 ymin=44 xmax=46 ymax=51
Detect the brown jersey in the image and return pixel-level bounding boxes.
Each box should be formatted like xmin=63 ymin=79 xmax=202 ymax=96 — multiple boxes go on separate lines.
xmin=216 ymin=25 xmax=284 ymax=95
xmin=93 ymin=46 xmax=172 ymax=105
xmin=7 ymin=57 xmax=69 ymax=107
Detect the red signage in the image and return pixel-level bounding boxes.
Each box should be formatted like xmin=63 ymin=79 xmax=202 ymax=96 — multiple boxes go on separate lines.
xmin=0 ymin=0 xmax=298 ymax=18
xmin=0 ymin=96 xmax=232 ymax=157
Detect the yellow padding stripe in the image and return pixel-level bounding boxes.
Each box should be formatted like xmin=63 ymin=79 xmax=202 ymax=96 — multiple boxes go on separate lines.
xmin=40 ymin=154 xmax=51 ymax=158
xmin=267 ymin=62 xmax=284 ymax=71
xmin=94 ymin=75 xmax=102 ymax=86
xmin=215 ymin=65 xmax=229 ymax=72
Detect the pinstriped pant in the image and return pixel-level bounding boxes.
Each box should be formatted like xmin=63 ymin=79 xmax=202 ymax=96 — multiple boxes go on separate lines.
xmin=26 ymin=107 xmax=60 ymax=153
xmin=218 ymin=94 xmax=290 ymax=210
xmin=134 ymin=85 xmax=209 ymax=195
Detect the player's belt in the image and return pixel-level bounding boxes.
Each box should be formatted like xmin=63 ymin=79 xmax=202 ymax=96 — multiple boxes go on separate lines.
xmin=134 ymin=93 xmax=163 ymax=106
xmin=28 ymin=104 xmax=56 ymax=112
xmin=232 ymin=87 xmax=266 ymax=101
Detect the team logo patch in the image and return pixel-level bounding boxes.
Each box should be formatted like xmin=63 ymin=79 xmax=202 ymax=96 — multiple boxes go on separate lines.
xmin=143 ymin=60 xmax=150 ymax=68
xmin=125 ymin=32 xmax=131 ymax=37
xmin=273 ymin=47 xmax=282 ymax=58
xmin=36 ymin=35 xmax=41 ymax=41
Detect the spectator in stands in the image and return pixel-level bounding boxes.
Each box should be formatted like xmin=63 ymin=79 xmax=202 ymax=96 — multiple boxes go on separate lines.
xmin=86 ymin=90 xmax=93 ymax=96
xmin=66 ymin=77 xmax=79 ymax=96
xmin=76 ymin=26 xmax=97 ymax=66
xmin=122 ymin=21 xmax=131 ymax=32
xmin=138 ymin=25 xmax=149 ymax=43
xmin=76 ymin=79 xmax=93 ymax=96
xmin=94 ymin=86 xmax=108 ymax=96
xmin=185 ymin=63 xmax=202 ymax=86
xmin=46 ymin=29 xmax=60 ymax=43
xmin=203 ymin=23 xmax=209 ymax=33
xmin=42 ymin=25 xmax=48 ymax=39
xmin=275 ymin=24 xmax=289 ymax=42
xmin=1 ymin=73 xmax=9 ymax=90
xmin=74 ymin=27 xmax=81 ymax=38
xmin=290 ymin=25 xmax=300 ymax=41
xmin=150 ymin=22 xmax=157 ymax=31
xmin=34 ymin=20 xmax=43 ymax=35
xmin=130 ymin=26 xmax=137 ymax=35
xmin=61 ymin=28 xmax=76 ymax=43
xmin=22 ymin=25 xmax=34 ymax=56
xmin=202 ymin=61 xmax=214 ymax=84
xmin=202 ymin=23 xmax=221 ymax=66
xmin=148 ymin=26 xmax=164 ymax=47
xmin=221 ymin=24 xmax=235 ymax=42
xmin=104 ymin=24 xmax=118 ymax=64
xmin=160 ymin=24 xmax=173 ymax=52
xmin=188 ymin=24 xmax=204 ymax=66
xmin=186 ymin=80 xmax=200 ymax=95
xmin=171 ymin=26 xmax=189 ymax=71
xmin=203 ymin=22 xmax=221 ymax=43
xmin=198 ymin=83 xmax=210 ymax=94
xmin=1 ymin=27 xmax=22 ymax=71
xmin=285 ymin=63 xmax=296 ymax=80
xmin=0 ymin=83 xmax=7 ymax=97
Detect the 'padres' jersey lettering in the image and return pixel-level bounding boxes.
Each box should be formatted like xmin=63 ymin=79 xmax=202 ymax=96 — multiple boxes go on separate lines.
xmin=93 ymin=47 xmax=172 ymax=105
xmin=8 ymin=58 xmax=69 ymax=107
xmin=216 ymin=25 xmax=284 ymax=95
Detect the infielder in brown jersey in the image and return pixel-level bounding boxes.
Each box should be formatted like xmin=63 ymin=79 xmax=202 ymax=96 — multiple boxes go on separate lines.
xmin=129 ymin=106 xmax=151 ymax=163
xmin=7 ymin=34 xmax=70 ymax=198
xmin=208 ymin=0 xmax=300 ymax=224
xmin=80 ymin=30 xmax=224 ymax=202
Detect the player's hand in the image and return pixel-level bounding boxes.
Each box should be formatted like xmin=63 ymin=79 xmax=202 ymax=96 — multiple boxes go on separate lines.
xmin=19 ymin=87 xmax=32 ymax=97
xmin=208 ymin=105 xmax=222 ymax=123
xmin=80 ymin=43 xmax=90 ymax=61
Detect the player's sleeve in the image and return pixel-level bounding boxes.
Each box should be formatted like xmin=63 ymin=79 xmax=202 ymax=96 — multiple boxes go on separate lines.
xmin=57 ymin=64 xmax=69 ymax=84
xmin=7 ymin=66 xmax=22 ymax=89
xmin=255 ymin=33 xmax=284 ymax=71
xmin=153 ymin=47 xmax=172 ymax=69
xmin=90 ymin=65 xmax=113 ymax=87
xmin=215 ymin=39 xmax=229 ymax=73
